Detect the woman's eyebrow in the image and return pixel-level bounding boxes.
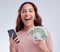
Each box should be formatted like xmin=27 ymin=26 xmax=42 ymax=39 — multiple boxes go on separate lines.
xmin=29 ymin=8 xmax=33 ymax=10
xmin=22 ymin=8 xmax=33 ymax=10
xmin=22 ymin=9 xmax=26 ymax=11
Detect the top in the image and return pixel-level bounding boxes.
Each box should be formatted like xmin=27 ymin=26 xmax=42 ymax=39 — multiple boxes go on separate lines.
xmin=15 ymin=27 xmax=53 ymax=52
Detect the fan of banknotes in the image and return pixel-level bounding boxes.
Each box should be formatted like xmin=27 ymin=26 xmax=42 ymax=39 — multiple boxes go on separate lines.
xmin=28 ymin=26 xmax=48 ymax=40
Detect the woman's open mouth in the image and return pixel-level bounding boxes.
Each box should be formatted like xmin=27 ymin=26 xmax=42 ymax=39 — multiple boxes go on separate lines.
xmin=25 ymin=17 xmax=31 ymax=21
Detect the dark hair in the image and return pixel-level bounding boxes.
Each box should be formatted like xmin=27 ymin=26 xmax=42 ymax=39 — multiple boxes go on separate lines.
xmin=15 ymin=2 xmax=43 ymax=32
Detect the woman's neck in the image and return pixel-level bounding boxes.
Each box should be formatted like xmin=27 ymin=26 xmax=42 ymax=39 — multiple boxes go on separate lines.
xmin=22 ymin=24 xmax=35 ymax=31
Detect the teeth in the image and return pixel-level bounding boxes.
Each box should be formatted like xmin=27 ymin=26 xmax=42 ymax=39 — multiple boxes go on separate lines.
xmin=25 ymin=17 xmax=30 ymax=19
xmin=25 ymin=17 xmax=31 ymax=20
xmin=25 ymin=18 xmax=31 ymax=20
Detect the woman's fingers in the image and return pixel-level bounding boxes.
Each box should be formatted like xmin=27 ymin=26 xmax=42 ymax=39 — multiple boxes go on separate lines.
xmin=9 ymin=33 xmax=20 ymax=48
xmin=35 ymin=39 xmax=45 ymax=44
xmin=11 ymin=33 xmax=14 ymax=39
xmin=15 ymin=38 xmax=18 ymax=41
xmin=14 ymin=37 xmax=20 ymax=43
xmin=35 ymin=39 xmax=46 ymax=48
xmin=9 ymin=33 xmax=20 ymax=44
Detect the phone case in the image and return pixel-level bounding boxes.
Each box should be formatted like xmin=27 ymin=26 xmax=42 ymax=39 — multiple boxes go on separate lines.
xmin=7 ymin=29 xmax=17 ymax=39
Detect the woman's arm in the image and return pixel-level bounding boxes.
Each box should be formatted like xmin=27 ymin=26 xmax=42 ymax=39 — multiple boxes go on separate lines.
xmin=10 ymin=46 xmax=16 ymax=52
xmin=45 ymin=32 xmax=53 ymax=52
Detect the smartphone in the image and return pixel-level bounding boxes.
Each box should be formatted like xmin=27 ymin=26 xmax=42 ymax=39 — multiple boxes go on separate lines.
xmin=7 ymin=29 xmax=17 ymax=39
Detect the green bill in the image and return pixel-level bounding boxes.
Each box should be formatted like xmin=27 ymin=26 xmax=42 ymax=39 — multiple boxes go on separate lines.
xmin=28 ymin=26 xmax=48 ymax=40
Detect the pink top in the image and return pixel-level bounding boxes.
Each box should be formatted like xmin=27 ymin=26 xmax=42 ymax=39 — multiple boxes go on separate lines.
xmin=15 ymin=30 xmax=53 ymax=52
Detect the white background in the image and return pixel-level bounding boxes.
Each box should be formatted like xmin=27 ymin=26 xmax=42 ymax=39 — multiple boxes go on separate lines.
xmin=0 ymin=0 xmax=60 ymax=52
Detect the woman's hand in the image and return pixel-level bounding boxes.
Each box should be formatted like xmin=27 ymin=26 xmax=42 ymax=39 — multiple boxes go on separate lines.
xmin=9 ymin=33 xmax=19 ymax=52
xmin=10 ymin=33 xmax=20 ymax=47
xmin=35 ymin=39 xmax=49 ymax=52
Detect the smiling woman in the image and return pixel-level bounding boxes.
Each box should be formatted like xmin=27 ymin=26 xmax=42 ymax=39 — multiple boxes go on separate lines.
xmin=16 ymin=2 xmax=42 ymax=32
xmin=9 ymin=1 xmax=53 ymax=52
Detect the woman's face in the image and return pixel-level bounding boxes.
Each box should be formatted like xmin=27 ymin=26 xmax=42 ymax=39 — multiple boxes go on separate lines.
xmin=21 ymin=4 xmax=35 ymax=26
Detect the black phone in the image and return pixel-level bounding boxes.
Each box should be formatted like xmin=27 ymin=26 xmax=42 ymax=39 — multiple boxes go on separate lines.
xmin=7 ymin=29 xmax=17 ymax=39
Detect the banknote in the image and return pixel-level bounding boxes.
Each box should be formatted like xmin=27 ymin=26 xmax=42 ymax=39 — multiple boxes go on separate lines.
xmin=28 ymin=26 xmax=48 ymax=40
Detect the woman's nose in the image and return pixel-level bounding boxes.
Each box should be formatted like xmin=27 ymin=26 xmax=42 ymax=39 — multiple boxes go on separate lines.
xmin=26 ymin=11 xmax=30 ymax=16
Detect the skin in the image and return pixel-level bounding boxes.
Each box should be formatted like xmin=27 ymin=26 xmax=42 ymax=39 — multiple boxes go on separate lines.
xmin=10 ymin=4 xmax=49 ymax=52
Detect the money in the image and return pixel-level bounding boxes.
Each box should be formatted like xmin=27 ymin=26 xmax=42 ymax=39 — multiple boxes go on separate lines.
xmin=28 ymin=26 xmax=48 ymax=40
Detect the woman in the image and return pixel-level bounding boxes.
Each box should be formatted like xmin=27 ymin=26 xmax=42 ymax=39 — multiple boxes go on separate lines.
xmin=10 ymin=2 xmax=53 ymax=52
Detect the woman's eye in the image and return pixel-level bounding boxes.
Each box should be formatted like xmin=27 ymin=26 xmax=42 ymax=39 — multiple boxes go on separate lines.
xmin=22 ymin=10 xmax=26 ymax=13
xmin=29 ymin=10 xmax=33 ymax=12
